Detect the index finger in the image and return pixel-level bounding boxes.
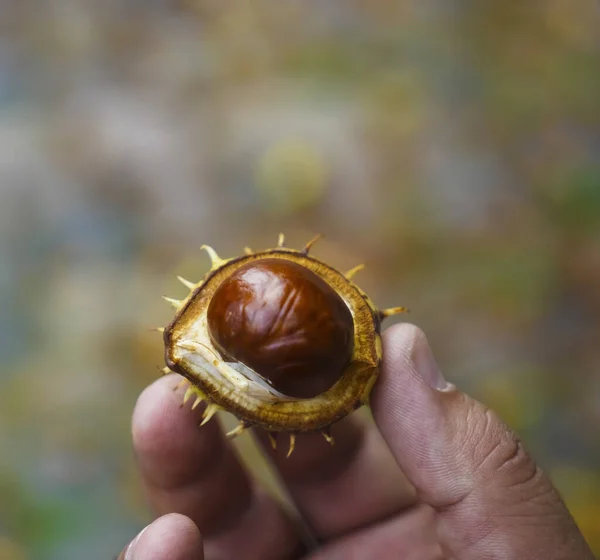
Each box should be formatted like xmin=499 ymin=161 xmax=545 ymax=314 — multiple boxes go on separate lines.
xmin=132 ymin=375 xmax=302 ymax=559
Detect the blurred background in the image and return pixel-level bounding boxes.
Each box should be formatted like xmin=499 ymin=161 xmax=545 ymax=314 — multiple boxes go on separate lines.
xmin=0 ymin=1 xmax=599 ymax=558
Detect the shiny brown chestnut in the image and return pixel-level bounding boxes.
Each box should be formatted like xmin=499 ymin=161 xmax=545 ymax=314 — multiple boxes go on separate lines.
xmin=160 ymin=234 xmax=408 ymax=456
xmin=207 ymin=258 xmax=354 ymax=399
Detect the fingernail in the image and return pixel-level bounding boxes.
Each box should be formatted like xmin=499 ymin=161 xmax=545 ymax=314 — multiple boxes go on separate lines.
xmin=125 ymin=524 xmax=150 ymax=560
xmin=412 ymin=336 xmax=451 ymax=390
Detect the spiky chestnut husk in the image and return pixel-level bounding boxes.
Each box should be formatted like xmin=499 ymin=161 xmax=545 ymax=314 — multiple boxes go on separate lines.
xmin=159 ymin=234 xmax=407 ymax=456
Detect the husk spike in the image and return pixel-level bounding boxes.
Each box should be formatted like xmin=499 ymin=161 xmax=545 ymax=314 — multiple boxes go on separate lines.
xmin=287 ymin=433 xmax=297 ymax=458
xmin=302 ymin=233 xmax=322 ymax=254
xmin=177 ymin=276 xmax=196 ymax=290
xmin=162 ymin=296 xmax=183 ymax=310
xmin=200 ymin=403 xmax=219 ymax=426
xmin=321 ymin=429 xmax=335 ymax=446
xmin=226 ymin=422 xmax=248 ymax=439
xmin=345 ymin=264 xmax=365 ymax=280
xmin=379 ymin=306 xmax=409 ymax=319
xmin=182 ymin=386 xmax=195 ymax=406
xmin=200 ymin=244 xmax=225 ymax=268
xmin=191 ymin=396 xmax=203 ymax=410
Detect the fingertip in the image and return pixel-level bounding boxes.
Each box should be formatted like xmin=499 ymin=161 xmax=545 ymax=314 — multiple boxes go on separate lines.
xmin=373 ymin=323 xmax=434 ymax=413
xmin=126 ymin=514 xmax=203 ymax=560
xmin=131 ymin=375 xmax=222 ymax=489
xmin=380 ymin=322 xmax=424 ymax=357
xmin=381 ymin=323 xmax=450 ymax=391
xmin=378 ymin=322 xmax=428 ymax=384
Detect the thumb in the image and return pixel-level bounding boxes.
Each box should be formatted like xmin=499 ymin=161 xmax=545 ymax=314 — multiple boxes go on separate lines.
xmin=372 ymin=323 xmax=594 ymax=560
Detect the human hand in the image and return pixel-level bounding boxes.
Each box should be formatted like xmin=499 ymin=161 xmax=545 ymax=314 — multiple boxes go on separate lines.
xmin=119 ymin=324 xmax=594 ymax=559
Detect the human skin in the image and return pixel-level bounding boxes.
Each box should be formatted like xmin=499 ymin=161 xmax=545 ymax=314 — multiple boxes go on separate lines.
xmin=119 ymin=324 xmax=594 ymax=559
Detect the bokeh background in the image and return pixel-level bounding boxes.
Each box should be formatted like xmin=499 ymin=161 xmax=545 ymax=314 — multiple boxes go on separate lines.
xmin=0 ymin=1 xmax=599 ymax=558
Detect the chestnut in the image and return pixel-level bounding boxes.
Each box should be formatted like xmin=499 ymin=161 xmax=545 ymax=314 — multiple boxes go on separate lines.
xmin=207 ymin=258 xmax=354 ymax=399
xmin=160 ymin=234 xmax=407 ymax=456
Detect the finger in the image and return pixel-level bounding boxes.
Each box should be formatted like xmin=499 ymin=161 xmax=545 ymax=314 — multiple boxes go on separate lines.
xmin=305 ymin=504 xmax=441 ymax=560
xmin=255 ymin=413 xmax=417 ymax=540
xmin=372 ymin=323 xmax=594 ymax=560
xmin=133 ymin=375 xmax=250 ymax=535
xmin=132 ymin=375 xmax=301 ymax=559
xmin=118 ymin=513 xmax=203 ymax=560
